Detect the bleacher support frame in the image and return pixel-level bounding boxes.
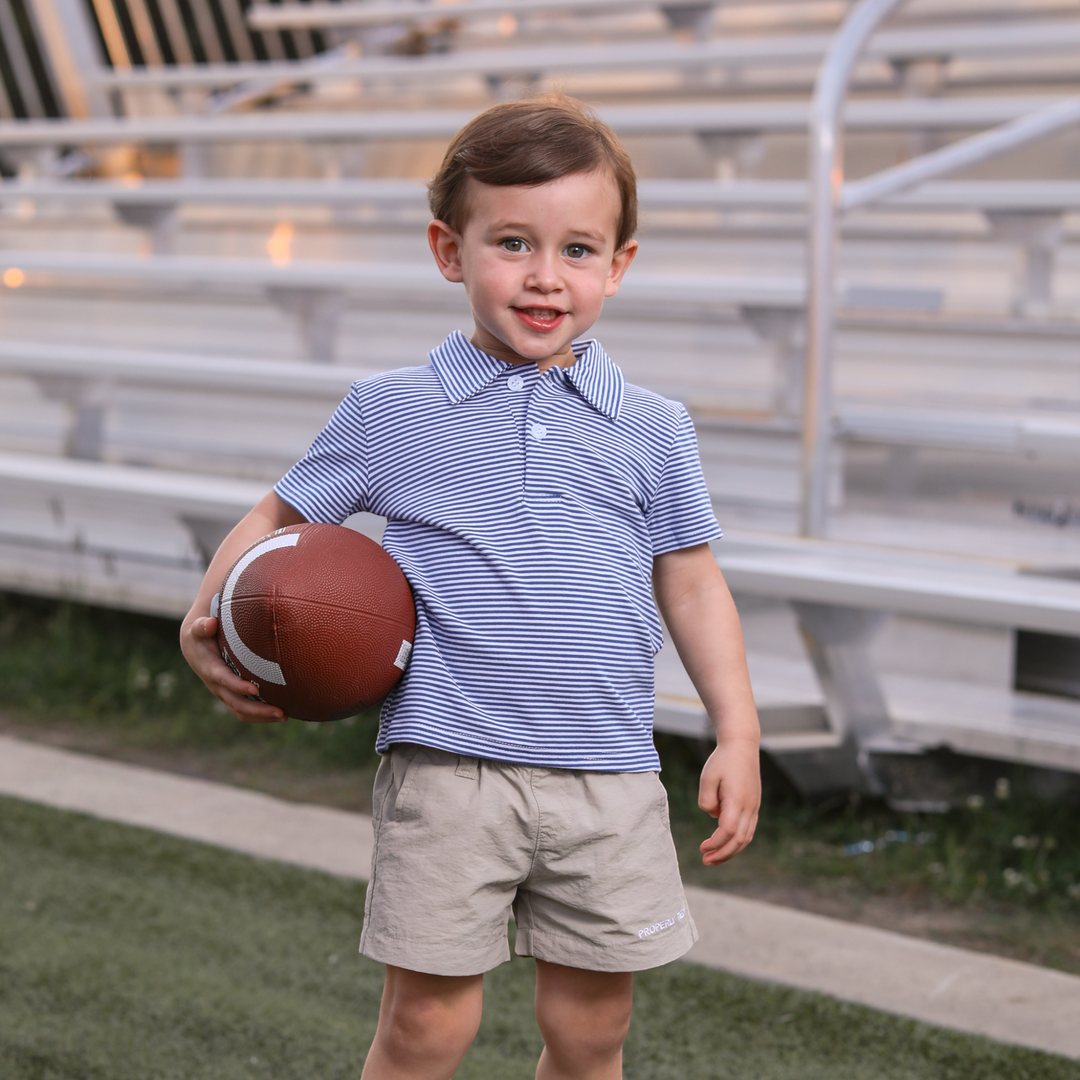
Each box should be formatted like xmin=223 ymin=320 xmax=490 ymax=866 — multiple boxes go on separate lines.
xmin=801 ymin=0 xmax=1080 ymax=538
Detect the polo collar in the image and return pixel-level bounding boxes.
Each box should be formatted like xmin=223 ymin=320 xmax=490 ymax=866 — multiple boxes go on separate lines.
xmin=430 ymin=331 xmax=624 ymax=422
xmin=565 ymin=338 xmax=625 ymax=422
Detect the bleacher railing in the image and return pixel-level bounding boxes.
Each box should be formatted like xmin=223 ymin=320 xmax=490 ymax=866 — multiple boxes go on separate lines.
xmin=801 ymin=0 xmax=1080 ymax=537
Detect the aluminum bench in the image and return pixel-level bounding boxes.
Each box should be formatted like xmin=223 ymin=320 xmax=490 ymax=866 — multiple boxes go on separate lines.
xmin=2 ymin=96 xmax=1075 ymax=151
xmin=0 ymin=248 xmax=808 ymax=362
xmin=5 ymin=336 xmax=1079 ymax=527
xmin=0 ymin=340 xmax=375 ymax=459
xmin=654 ymin=535 xmax=1080 ymax=800
xmin=0 ymin=450 xmax=387 ymax=613
xmin=98 ymin=19 xmax=1080 ymax=94
xmin=240 ymin=0 xmax=1068 ymax=32
xmin=7 ymin=176 xmax=1079 ymax=213
xmin=243 ymin=0 xmax=754 ymax=32
xmin=0 ymin=450 xmax=266 ymax=611
xmin=4 ymin=176 xmax=1073 ymax=314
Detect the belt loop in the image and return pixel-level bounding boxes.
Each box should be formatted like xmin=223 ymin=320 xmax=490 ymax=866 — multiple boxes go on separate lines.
xmin=455 ymin=755 xmax=479 ymax=780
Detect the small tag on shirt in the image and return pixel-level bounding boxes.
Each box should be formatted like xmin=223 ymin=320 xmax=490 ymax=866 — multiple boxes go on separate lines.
xmin=393 ymin=640 xmax=413 ymax=671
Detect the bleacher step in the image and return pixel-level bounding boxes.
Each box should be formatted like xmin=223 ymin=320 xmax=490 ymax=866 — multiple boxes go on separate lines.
xmin=656 ymin=649 xmax=1080 ymax=772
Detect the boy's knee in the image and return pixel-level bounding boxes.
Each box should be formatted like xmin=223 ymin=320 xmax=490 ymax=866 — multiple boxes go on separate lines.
xmin=379 ymin=970 xmax=483 ymax=1061
xmin=535 ymin=967 xmax=633 ymax=1063
xmin=538 ymin=999 xmax=631 ymax=1059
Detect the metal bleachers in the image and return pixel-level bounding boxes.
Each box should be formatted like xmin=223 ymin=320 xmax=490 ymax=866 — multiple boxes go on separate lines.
xmin=92 ymin=19 xmax=1080 ymax=97
xmin=1 ymin=0 xmax=1079 ymax=802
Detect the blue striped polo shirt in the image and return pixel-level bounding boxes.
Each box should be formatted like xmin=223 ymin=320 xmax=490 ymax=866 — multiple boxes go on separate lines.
xmin=275 ymin=331 xmax=721 ymax=772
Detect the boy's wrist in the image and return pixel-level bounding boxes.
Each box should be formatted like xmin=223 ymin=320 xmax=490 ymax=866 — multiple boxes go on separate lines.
xmin=711 ymin=729 xmax=760 ymax=746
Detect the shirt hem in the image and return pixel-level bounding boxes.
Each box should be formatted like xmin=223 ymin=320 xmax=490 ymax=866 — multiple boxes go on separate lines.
xmin=376 ymin=731 xmax=662 ymax=774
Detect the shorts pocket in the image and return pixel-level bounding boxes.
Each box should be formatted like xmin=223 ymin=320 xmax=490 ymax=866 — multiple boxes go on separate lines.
xmin=650 ymin=772 xmax=674 ymax=835
xmin=371 ymin=754 xmax=394 ymax=829
xmin=391 ymin=745 xmax=424 ymax=822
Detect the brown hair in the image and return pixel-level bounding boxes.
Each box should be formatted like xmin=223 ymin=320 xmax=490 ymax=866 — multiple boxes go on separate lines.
xmin=428 ymin=95 xmax=637 ymax=250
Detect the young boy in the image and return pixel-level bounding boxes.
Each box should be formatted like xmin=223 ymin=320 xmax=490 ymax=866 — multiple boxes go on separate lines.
xmin=181 ymin=96 xmax=760 ymax=1080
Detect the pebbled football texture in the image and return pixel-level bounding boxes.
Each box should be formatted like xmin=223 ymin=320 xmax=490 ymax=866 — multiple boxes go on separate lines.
xmin=214 ymin=523 xmax=415 ymax=722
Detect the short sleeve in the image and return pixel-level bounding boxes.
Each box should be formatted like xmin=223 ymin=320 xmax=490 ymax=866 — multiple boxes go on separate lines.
xmin=274 ymin=385 xmax=369 ymax=523
xmin=645 ymin=407 xmax=722 ymax=556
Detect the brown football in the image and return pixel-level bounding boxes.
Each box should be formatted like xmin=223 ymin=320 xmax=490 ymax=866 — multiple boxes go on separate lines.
xmin=212 ymin=523 xmax=415 ymax=722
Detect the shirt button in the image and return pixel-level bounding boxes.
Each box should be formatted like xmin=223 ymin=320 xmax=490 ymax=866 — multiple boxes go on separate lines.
xmin=507 ymin=375 xmax=524 ymax=391
xmin=530 ymin=423 xmax=547 ymax=441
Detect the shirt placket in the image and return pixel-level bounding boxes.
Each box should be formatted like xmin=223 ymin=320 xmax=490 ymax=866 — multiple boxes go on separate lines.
xmin=522 ymin=368 xmax=563 ymax=501
xmin=504 ymin=365 xmax=537 ymax=498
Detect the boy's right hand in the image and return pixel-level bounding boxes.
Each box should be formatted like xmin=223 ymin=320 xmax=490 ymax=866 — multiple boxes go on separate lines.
xmin=180 ymin=613 xmax=286 ymax=723
xmin=177 ymin=491 xmax=305 ymax=723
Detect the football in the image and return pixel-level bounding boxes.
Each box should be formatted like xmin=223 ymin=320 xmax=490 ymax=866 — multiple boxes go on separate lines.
xmin=212 ymin=522 xmax=415 ymax=722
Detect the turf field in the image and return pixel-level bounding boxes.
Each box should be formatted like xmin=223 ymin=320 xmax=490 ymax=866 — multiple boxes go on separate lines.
xmin=1 ymin=795 xmax=1076 ymax=1080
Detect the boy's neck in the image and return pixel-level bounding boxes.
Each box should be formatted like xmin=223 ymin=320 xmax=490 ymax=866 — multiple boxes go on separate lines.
xmin=470 ymin=328 xmax=579 ymax=374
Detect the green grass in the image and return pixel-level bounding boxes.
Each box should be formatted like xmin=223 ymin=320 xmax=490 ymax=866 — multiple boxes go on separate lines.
xmin=2 ymin=795 xmax=1076 ymax=1080
xmin=656 ymin=734 xmax=1080 ymax=914
xmin=0 ymin=589 xmax=383 ymax=771
xmin=2 ymin=589 xmax=1080 ymax=973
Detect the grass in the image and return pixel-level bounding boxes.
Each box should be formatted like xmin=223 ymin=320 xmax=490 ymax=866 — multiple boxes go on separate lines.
xmin=2 ymin=794 xmax=1077 ymax=1080
xmin=656 ymin=735 xmax=1080 ymax=975
xmin=660 ymin=731 xmax=1080 ymax=909
xmin=2 ymin=589 xmax=1079 ymax=973
xmin=0 ymin=589 xmax=384 ymax=810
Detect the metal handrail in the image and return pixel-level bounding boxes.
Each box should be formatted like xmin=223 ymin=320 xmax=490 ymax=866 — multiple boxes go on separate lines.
xmin=801 ymin=0 xmax=907 ymax=538
xmin=842 ymin=96 xmax=1080 ymax=211
xmin=800 ymin=0 xmax=1080 ymax=536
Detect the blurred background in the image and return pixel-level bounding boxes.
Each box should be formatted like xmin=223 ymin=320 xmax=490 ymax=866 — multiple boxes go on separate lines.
xmin=0 ymin=0 xmax=1079 ymax=812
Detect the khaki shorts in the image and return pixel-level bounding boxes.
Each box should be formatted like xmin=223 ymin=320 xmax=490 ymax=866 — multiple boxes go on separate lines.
xmin=359 ymin=743 xmax=698 ymax=976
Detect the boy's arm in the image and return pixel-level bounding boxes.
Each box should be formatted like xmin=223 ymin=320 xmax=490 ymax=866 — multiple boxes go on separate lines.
xmin=179 ymin=491 xmax=307 ymax=723
xmin=653 ymin=542 xmax=761 ymax=866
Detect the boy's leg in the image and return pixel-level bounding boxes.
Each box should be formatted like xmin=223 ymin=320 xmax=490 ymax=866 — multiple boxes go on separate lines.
xmin=534 ymin=960 xmax=633 ymax=1080
xmin=361 ymin=965 xmax=484 ymax=1080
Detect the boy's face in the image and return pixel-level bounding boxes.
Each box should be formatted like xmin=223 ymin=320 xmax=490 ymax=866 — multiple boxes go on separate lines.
xmin=428 ymin=170 xmax=637 ymax=371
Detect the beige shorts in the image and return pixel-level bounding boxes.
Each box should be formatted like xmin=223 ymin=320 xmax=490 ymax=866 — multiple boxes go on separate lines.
xmin=359 ymin=743 xmax=698 ymax=976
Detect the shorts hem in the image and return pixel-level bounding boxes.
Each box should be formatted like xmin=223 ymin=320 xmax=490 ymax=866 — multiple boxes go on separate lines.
xmin=513 ymin=917 xmax=699 ymax=973
xmin=360 ymin=933 xmax=511 ymax=977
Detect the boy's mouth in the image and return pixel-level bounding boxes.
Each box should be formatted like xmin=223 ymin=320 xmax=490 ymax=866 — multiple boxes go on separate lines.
xmin=513 ymin=306 xmax=566 ymax=332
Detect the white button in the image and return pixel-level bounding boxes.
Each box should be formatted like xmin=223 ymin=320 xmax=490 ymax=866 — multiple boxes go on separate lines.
xmin=507 ymin=375 xmax=524 ymax=391
xmin=530 ymin=423 xmax=547 ymax=441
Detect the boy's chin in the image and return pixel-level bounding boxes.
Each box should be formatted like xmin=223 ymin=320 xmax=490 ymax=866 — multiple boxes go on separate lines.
xmin=514 ymin=338 xmax=571 ymax=361
xmin=474 ymin=327 xmax=575 ymax=366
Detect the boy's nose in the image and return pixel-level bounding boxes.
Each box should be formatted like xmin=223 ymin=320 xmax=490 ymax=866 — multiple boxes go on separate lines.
xmin=525 ymin=253 xmax=562 ymax=292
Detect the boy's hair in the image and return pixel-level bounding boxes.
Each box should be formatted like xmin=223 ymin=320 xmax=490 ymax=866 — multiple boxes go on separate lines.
xmin=428 ymin=95 xmax=638 ymax=250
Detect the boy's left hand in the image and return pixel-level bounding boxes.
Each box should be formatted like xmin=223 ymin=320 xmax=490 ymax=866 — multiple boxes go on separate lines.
xmin=697 ymin=737 xmax=761 ymax=865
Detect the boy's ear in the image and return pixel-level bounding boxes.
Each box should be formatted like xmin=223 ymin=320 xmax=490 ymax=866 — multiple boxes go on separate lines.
xmin=604 ymin=239 xmax=638 ymax=298
xmin=428 ymin=219 xmax=465 ymax=283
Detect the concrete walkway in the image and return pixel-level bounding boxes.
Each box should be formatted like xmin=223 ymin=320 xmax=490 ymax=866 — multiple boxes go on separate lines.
xmin=1 ymin=733 xmax=1077 ymax=1061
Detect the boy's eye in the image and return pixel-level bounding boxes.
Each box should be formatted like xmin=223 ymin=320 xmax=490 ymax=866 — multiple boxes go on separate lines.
xmin=501 ymin=237 xmax=527 ymax=253
xmin=564 ymin=244 xmax=590 ymax=259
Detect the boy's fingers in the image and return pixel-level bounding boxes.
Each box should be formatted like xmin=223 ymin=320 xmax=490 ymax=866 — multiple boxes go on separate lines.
xmin=192 ymin=646 xmax=257 ymax=699
xmin=700 ymin=821 xmax=735 ymax=856
xmin=700 ymin=829 xmax=745 ymax=865
xmin=212 ymin=664 xmax=260 ymax=699
xmin=183 ymin=624 xmax=260 ymax=699
xmin=697 ymin=771 xmax=722 ymax=817
xmin=188 ymin=615 xmax=218 ymax=639
xmin=183 ymin=629 xmax=280 ymax=716
xmin=700 ymin=808 xmax=758 ymax=864
xmin=216 ymin=686 xmax=286 ymax=722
